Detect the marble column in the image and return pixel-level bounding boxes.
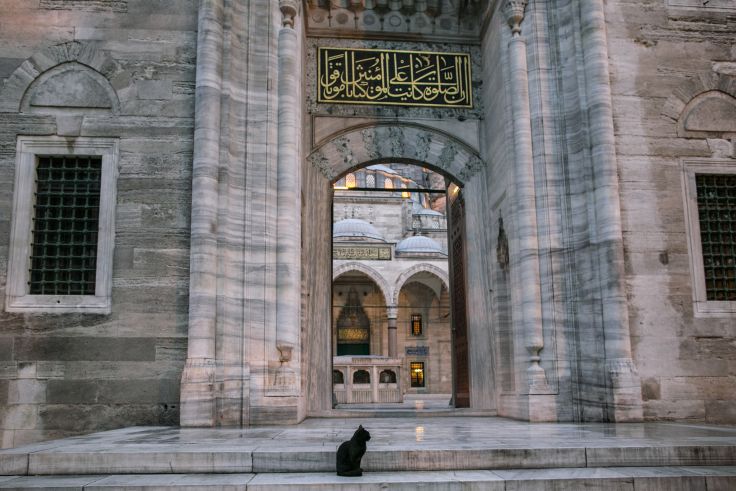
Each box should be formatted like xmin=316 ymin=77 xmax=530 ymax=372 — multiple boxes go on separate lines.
xmin=503 ymin=0 xmax=550 ymax=398
xmin=272 ymin=0 xmax=301 ymax=395
xmin=180 ymin=0 xmax=224 ymax=427
xmin=580 ymin=0 xmax=642 ymax=421
xmin=387 ymin=306 xmax=398 ymax=358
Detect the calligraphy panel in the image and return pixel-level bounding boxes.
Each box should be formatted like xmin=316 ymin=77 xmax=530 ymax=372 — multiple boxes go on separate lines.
xmin=318 ymin=47 xmax=472 ymax=108
xmin=333 ymin=246 xmax=392 ymax=260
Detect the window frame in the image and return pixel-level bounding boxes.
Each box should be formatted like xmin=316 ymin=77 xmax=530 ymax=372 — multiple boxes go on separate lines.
xmin=681 ymin=158 xmax=736 ymax=316
xmin=410 ymin=313 xmax=423 ymax=336
xmin=6 ymin=136 xmax=119 ymax=314
xmin=410 ymin=361 xmax=425 ymax=388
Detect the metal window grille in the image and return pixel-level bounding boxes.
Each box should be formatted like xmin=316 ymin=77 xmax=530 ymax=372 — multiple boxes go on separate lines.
xmin=366 ymin=173 xmax=375 ymax=188
xmin=696 ymin=174 xmax=736 ymax=301
xmin=345 ymin=173 xmax=356 ymax=188
xmin=29 ymin=156 xmax=102 ymax=295
xmin=410 ymin=362 xmax=424 ymax=387
xmin=384 ymin=177 xmax=394 ymax=189
xmin=411 ymin=313 xmax=423 ymax=336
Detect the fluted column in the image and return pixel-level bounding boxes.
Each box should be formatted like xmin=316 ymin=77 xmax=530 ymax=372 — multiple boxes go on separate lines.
xmin=503 ymin=0 xmax=550 ymax=395
xmin=273 ymin=0 xmax=301 ymax=393
xmin=387 ymin=306 xmax=398 ymax=358
xmin=580 ymin=0 xmax=642 ymax=421
xmin=180 ymin=0 xmax=224 ymax=427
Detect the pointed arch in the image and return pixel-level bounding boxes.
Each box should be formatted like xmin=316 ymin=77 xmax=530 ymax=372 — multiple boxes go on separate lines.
xmin=392 ymin=263 xmax=450 ymax=306
xmin=307 ymin=122 xmax=484 ymax=185
xmin=333 ymin=262 xmax=392 ymax=307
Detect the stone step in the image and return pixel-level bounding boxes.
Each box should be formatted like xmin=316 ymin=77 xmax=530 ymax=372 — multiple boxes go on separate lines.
xmin=1 ymin=468 xmax=735 ymax=490
xmin=4 ymin=443 xmax=736 ymax=476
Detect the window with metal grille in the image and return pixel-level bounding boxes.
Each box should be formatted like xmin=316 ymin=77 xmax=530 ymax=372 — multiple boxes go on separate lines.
xmin=345 ymin=173 xmax=356 ymax=188
xmin=411 ymin=313 xmax=423 ymax=336
xmin=384 ymin=177 xmax=394 ymax=189
xmin=366 ymin=173 xmax=375 ymax=188
xmin=696 ymin=174 xmax=736 ymax=301
xmin=29 ymin=156 xmax=102 ymax=295
xmin=410 ymin=362 xmax=424 ymax=387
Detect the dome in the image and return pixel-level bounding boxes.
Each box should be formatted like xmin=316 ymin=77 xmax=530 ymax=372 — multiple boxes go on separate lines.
xmin=366 ymin=164 xmax=397 ymax=174
xmin=333 ymin=219 xmax=385 ymax=241
xmin=395 ymin=235 xmax=446 ymax=255
xmin=412 ymin=202 xmax=444 ymax=216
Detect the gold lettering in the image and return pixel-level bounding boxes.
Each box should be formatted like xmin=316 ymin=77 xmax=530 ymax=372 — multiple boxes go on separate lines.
xmin=318 ymin=47 xmax=472 ymax=108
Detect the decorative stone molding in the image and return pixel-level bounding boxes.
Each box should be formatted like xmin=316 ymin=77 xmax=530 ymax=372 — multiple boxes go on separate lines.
xmin=662 ymin=72 xmax=736 ymax=139
xmin=279 ymin=0 xmax=300 ymax=28
xmin=308 ymin=150 xmax=336 ymax=180
xmin=502 ymin=0 xmax=528 ymax=35
xmin=0 ymin=41 xmax=121 ymax=113
xmin=496 ymin=217 xmax=509 ymax=270
xmin=308 ymin=123 xmax=483 ymax=184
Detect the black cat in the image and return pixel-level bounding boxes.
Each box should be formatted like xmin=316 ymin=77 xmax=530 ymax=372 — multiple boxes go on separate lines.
xmin=336 ymin=425 xmax=371 ymax=476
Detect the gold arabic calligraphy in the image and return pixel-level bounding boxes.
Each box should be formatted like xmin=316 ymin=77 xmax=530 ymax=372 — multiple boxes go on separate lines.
xmin=318 ymin=47 xmax=472 ymax=108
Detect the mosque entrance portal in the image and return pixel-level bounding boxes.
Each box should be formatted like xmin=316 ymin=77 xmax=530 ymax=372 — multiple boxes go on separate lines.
xmin=329 ymin=163 xmax=467 ymax=408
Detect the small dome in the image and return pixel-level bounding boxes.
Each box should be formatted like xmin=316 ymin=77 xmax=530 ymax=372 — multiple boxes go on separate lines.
xmin=366 ymin=164 xmax=397 ymax=174
xmin=412 ymin=203 xmax=444 ymax=216
xmin=395 ymin=235 xmax=446 ymax=255
xmin=333 ymin=219 xmax=385 ymax=241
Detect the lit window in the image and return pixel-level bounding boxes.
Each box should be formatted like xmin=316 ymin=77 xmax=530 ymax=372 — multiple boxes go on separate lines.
xmin=6 ymin=136 xmax=118 ymax=313
xmin=410 ymin=362 xmax=424 ymax=387
xmin=384 ymin=177 xmax=393 ymax=189
xmin=695 ymin=174 xmax=735 ymax=301
xmin=346 ymin=173 xmax=357 ymax=188
xmin=411 ymin=314 xmax=423 ymax=336
xmin=401 ymin=182 xmax=410 ymax=198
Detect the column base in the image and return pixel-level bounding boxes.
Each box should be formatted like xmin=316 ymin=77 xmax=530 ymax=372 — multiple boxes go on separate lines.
xmin=608 ymin=358 xmax=643 ymax=422
xmin=180 ymin=357 xmax=216 ymax=427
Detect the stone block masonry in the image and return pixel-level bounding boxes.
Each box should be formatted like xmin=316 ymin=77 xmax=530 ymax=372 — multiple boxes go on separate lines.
xmin=0 ymin=0 xmax=196 ymax=447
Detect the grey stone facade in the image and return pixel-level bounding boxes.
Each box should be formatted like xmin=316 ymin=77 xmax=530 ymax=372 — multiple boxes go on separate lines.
xmin=0 ymin=0 xmax=734 ymax=447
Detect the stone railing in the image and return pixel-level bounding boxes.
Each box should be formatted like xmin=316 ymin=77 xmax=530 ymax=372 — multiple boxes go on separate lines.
xmin=333 ymin=356 xmax=402 ymax=404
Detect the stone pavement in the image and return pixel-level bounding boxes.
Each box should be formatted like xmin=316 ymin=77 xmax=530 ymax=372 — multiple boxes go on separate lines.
xmin=1 ymin=416 xmax=736 ymax=489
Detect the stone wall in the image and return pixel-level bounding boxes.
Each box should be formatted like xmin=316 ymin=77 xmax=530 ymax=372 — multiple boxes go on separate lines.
xmin=605 ymin=0 xmax=736 ymax=423
xmin=0 ymin=0 xmax=197 ymax=447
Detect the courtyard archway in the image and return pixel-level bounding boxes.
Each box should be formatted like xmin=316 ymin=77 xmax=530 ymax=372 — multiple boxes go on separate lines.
xmin=303 ymin=122 xmax=493 ymax=414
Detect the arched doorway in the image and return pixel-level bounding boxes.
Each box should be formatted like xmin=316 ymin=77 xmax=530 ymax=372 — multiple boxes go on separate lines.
xmin=331 ymin=164 xmax=453 ymax=408
xmin=303 ymin=122 xmax=491 ymax=415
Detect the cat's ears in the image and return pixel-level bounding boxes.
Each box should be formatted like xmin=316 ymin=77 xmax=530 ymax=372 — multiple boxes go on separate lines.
xmin=358 ymin=425 xmax=363 ymax=429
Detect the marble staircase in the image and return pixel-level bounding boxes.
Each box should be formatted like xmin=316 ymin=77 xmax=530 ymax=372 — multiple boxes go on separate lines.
xmin=2 ymin=417 xmax=736 ymax=489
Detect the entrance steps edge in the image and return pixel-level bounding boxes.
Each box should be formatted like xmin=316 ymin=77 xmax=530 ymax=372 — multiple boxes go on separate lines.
xmin=1 ymin=467 xmax=736 ymax=490
xmin=3 ymin=444 xmax=736 ymax=475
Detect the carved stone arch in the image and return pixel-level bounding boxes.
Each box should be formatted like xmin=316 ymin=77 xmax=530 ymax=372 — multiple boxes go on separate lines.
xmin=307 ymin=123 xmax=484 ymax=184
xmin=20 ymin=61 xmax=120 ymax=114
xmin=661 ymin=72 xmax=736 ymax=138
xmin=0 ymin=41 xmax=121 ymax=113
xmin=333 ymin=262 xmax=392 ymax=307
xmin=392 ymin=263 xmax=450 ymax=306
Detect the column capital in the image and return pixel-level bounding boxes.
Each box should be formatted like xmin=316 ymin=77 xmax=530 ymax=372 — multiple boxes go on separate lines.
xmin=387 ymin=305 xmax=399 ymax=319
xmin=502 ymin=0 xmax=528 ymax=36
xmin=279 ymin=0 xmax=300 ymax=28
